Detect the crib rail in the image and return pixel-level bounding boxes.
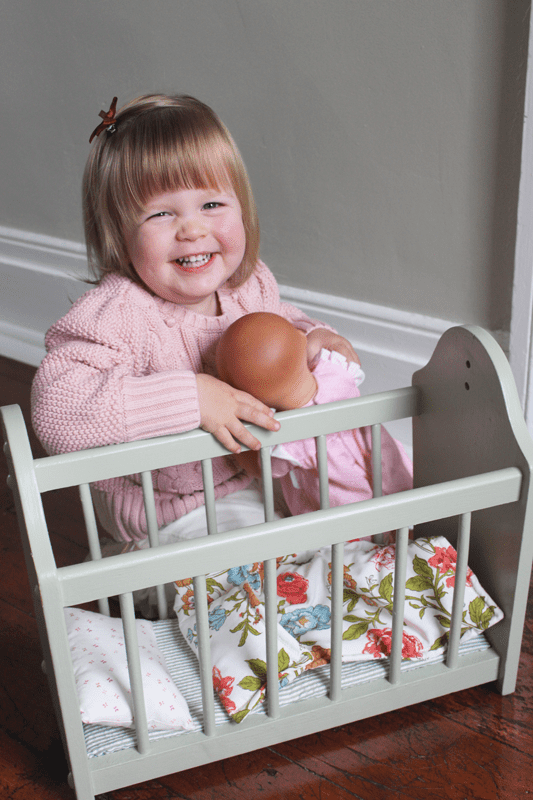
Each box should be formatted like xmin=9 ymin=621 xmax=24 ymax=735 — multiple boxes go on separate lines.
xmin=29 ymin=386 xmax=419 ymax=494
xmin=55 ymin=466 xmax=522 ymax=606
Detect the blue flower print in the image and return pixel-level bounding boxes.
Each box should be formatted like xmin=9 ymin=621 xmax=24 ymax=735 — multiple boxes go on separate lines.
xmin=280 ymin=605 xmax=331 ymax=639
xmin=227 ymin=565 xmax=261 ymax=592
xmin=187 ymin=624 xmax=198 ymax=648
xmin=208 ymin=606 xmax=228 ymax=631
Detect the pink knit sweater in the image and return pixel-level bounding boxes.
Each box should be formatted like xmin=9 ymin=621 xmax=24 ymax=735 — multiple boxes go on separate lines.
xmin=31 ymin=261 xmax=330 ymax=542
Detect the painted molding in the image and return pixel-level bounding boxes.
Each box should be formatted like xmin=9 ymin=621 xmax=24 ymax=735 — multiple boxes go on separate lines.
xmin=0 ymin=224 xmax=505 ymax=374
xmin=279 ymin=283 xmax=458 ymax=368
xmin=0 ymin=225 xmax=87 ymax=280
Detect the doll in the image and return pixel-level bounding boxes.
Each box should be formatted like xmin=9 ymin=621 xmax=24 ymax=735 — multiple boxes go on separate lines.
xmin=216 ymin=312 xmax=413 ymax=517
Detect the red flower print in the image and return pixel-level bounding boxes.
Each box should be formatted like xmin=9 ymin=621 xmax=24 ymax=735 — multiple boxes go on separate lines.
xmin=277 ymin=572 xmax=308 ymax=604
xmin=363 ymin=628 xmax=423 ymax=660
xmin=401 ymin=632 xmax=423 ymax=659
xmin=428 ymin=545 xmax=457 ymax=573
xmin=446 ymin=568 xmax=473 ymax=588
xmin=372 ymin=546 xmax=396 ymax=571
xmin=428 ymin=546 xmax=474 ymax=588
xmin=212 ymin=667 xmax=236 ymax=714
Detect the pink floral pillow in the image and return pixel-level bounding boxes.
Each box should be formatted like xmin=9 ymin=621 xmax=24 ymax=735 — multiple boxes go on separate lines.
xmin=64 ymin=607 xmax=193 ymax=731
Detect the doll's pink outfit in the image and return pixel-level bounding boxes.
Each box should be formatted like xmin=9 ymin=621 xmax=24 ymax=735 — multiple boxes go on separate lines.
xmin=270 ymin=349 xmax=412 ymax=517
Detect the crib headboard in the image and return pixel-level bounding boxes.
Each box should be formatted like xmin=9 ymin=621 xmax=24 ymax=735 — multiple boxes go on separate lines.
xmin=412 ymin=325 xmax=533 ymax=691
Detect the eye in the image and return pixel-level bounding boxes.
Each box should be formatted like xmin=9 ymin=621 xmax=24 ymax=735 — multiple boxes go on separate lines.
xmin=202 ymin=201 xmax=223 ymax=210
xmin=149 ymin=211 xmax=170 ymax=219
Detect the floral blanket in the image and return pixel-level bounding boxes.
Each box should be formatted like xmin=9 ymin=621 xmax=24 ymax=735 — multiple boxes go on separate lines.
xmin=173 ymin=537 xmax=503 ymax=723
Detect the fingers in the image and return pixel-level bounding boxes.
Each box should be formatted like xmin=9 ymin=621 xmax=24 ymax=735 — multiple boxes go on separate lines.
xmin=197 ymin=374 xmax=280 ymax=454
xmin=222 ymin=394 xmax=280 ymax=453
xmin=207 ymin=415 xmax=273 ymax=455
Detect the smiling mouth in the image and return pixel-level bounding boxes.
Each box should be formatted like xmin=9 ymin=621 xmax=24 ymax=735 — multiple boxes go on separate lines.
xmin=175 ymin=253 xmax=214 ymax=272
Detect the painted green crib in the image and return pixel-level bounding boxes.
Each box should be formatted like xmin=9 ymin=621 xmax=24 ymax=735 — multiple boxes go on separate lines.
xmin=2 ymin=325 xmax=533 ymax=800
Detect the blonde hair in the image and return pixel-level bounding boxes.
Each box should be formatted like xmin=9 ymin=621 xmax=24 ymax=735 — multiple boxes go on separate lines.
xmin=83 ymin=94 xmax=259 ymax=287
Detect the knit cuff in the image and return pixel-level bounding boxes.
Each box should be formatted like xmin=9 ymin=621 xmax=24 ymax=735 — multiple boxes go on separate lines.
xmin=122 ymin=371 xmax=200 ymax=442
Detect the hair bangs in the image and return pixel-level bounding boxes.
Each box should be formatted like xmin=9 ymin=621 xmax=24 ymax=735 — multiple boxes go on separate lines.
xmin=113 ymin=108 xmax=237 ymax=229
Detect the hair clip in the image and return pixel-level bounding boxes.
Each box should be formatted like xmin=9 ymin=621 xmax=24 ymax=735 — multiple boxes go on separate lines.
xmin=89 ymin=97 xmax=118 ymax=143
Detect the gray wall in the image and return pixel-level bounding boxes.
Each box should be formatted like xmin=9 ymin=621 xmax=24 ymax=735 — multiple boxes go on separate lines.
xmin=1 ymin=1 xmax=528 ymax=331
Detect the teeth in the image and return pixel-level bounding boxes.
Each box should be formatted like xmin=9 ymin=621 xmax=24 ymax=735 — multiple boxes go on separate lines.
xmin=177 ymin=253 xmax=212 ymax=266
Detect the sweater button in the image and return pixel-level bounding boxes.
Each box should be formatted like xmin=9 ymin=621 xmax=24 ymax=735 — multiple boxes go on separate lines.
xmin=165 ymin=317 xmax=177 ymax=327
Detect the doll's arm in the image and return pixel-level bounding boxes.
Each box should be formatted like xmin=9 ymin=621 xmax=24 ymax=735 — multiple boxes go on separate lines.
xmin=305 ymin=328 xmax=360 ymax=366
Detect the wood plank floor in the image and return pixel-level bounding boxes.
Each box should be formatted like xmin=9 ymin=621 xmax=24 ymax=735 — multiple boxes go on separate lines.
xmin=1 ymin=353 xmax=532 ymax=800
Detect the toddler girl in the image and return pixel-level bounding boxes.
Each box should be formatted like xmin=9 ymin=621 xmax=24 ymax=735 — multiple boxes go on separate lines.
xmin=31 ymin=94 xmax=358 ymax=545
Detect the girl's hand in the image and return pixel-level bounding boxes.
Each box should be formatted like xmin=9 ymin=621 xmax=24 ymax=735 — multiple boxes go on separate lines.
xmin=196 ymin=374 xmax=280 ymax=454
xmin=306 ymin=328 xmax=361 ymax=366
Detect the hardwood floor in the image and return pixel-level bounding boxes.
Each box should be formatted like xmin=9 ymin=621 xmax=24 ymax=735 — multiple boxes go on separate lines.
xmin=1 ymin=353 xmax=532 ymax=799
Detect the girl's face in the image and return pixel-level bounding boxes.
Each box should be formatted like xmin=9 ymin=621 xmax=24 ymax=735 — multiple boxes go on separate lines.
xmin=125 ymin=186 xmax=246 ymax=315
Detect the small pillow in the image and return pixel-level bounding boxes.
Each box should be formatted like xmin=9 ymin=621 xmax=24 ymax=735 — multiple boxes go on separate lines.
xmin=64 ymin=607 xmax=193 ymax=731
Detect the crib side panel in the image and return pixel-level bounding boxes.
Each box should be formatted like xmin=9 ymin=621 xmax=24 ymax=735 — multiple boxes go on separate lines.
xmin=412 ymin=325 xmax=533 ymax=693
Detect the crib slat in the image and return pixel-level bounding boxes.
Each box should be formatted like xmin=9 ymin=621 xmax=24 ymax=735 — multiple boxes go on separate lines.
xmin=316 ymin=435 xmax=330 ymax=511
xmin=260 ymin=447 xmax=280 ymax=718
xmin=371 ymin=424 xmax=383 ymax=498
xmin=315 ymin=436 xmax=342 ymax=701
xmin=79 ymin=483 xmax=110 ymax=616
xmin=372 ymin=424 xmax=388 ymax=546
xmin=330 ymin=541 xmax=344 ymax=701
xmin=260 ymin=447 xmax=275 ymax=523
xmin=193 ymin=574 xmax=216 ymax=736
xmin=446 ymin=512 xmax=472 ymax=669
xmin=389 ymin=527 xmax=410 ymax=684
xmin=141 ymin=471 xmax=167 ymax=620
xmin=264 ymin=557 xmax=280 ymax=717
xmin=118 ymin=592 xmax=151 ymax=754
xmin=371 ymin=424 xmax=383 ymax=500
xmin=201 ymin=459 xmax=218 ymax=535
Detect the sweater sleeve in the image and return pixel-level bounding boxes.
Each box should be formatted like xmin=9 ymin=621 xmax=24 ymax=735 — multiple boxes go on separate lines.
xmin=31 ymin=283 xmax=201 ymax=455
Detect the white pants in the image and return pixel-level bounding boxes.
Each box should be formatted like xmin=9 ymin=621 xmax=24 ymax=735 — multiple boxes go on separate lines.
xmin=100 ymin=487 xmax=280 ymax=617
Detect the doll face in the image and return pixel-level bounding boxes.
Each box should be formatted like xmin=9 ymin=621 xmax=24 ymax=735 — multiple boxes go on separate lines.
xmin=125 ymin=187 xmax=246 ymax=315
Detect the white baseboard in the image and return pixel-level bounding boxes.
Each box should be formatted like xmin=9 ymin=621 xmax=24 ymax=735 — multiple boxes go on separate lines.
xmin=0 ymin=225 xmax=506 ymax=451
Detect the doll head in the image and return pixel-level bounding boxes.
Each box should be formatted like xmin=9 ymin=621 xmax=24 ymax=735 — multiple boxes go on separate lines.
xmin=216 ymin=312 xmax=318 ymax=411
xmin=83 ymin=94 xmax=259 ymax=286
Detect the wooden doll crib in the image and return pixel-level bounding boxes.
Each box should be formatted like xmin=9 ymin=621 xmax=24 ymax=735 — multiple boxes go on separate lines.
xmin=2 ymin=325 xmax=533 ymax=800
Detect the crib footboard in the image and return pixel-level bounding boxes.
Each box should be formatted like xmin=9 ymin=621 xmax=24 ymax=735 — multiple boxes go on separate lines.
xmin=2 ymin=325 xmax=533 ymax=800
xmin=412 ymin=325 xmax=533 ymax=693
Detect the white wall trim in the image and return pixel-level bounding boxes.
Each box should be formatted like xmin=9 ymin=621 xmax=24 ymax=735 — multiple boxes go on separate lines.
xmin=0 ymin=225 xmax=505 ymax=369
xmin=0 ymin=225 xmax=87 ymax=280
xmin=0 ymin=224 xmax=471 ymax=372
xmin=279 ymin=283 xmax=470 ymax=368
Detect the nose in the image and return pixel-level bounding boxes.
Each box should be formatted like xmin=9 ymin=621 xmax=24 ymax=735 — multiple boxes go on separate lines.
xmin=176 ymin=213 xmax=207 ymax=241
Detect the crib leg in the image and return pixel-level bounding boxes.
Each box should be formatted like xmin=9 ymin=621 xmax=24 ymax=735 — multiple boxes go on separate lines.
xmin=68 ymin=771 xmax=96 ymax=800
